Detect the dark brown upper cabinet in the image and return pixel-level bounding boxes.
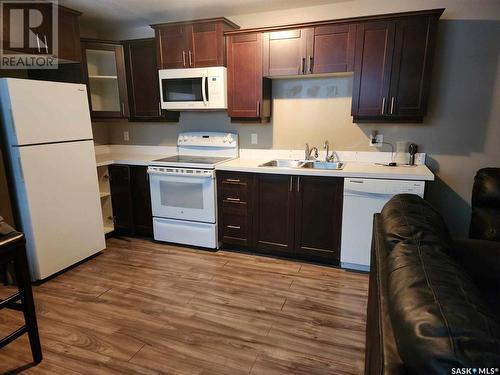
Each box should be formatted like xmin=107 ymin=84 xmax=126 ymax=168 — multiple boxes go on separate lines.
xmin=81 ymin=39 xmax=129 ymax=120
xmin=351 ymin=10 xmax=442 ymax=123
xmin=226 ymin=32 xmax=271 ymax=122
xmin=263 ymin=24 xmax=354 ymax=77
xmin=123 ymin=38 xmax=179 ymax=122
xmin=151 ymin=18 xmax=239 ymax=69
xmin=351 ymin=21 xmax=395 ymax=118
xmin=265 ymin=28 xmax=310 ymax=76
xmin=310 ymin=23 xmax=356 ymax=74
xmin=1 ymin=3 xmax=82 ymax=62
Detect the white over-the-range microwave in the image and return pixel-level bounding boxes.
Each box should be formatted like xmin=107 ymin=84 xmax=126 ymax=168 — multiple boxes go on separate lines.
xmin=159 ymin=67 xmax=227 ymax=110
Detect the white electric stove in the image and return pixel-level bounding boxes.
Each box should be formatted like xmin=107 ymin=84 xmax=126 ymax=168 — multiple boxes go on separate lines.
xmin=148 ymin=132 xmax=238 ymax=248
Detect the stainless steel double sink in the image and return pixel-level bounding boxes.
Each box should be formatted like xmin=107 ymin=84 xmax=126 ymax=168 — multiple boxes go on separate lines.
xmin=259 ymin=159 xmax=344 ymax=170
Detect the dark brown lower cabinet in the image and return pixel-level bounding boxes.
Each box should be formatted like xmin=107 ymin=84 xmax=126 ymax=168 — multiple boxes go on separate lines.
xmin=218 ymin=171 xmax=343 ymax=264
xmin=217 ymin=171 xmax=254 ymax=246
xmin=254 ymin=174 xmax=295 ymax=254
xmin=294 ymin=176 xmax=343 ymax=262
xmin=109 ymin=165 xmax=153 ymax=237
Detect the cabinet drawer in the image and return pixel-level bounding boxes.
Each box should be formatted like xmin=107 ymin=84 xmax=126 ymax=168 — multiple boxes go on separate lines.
xmin=219 ymin=173 xmax=252 ymax=190
xmin=221 ymin=214 xmax=249 ymax=244
xmin=222 ymin=199 xmax=248 ymax=215
xmin=220 ymin=187 xmax=248 ymax=203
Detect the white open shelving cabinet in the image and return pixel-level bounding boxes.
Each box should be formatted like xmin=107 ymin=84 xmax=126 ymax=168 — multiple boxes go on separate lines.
xmin=97 ymin=165 xmax=114 ymax=234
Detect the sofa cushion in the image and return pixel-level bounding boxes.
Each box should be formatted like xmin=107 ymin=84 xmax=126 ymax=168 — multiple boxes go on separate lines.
xmin=382 ymin=195 xmax=500 ymax=373
xmin=380 ymin=194 xmax=452 ymax=254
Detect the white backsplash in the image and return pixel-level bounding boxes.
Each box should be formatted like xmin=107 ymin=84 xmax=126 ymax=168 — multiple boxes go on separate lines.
xmin=96 ymin=145 xmax=426 ymax=166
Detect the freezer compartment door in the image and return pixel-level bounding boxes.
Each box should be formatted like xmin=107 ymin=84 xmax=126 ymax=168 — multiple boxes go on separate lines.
xmin=0 ymin=78 xmax=93 ymax=145
xmin=14 ymin=140 xmax=105 ymax=280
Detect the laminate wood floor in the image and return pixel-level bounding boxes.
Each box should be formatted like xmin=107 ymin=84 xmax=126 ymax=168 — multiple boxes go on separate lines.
xmin=0 ymin=237 xmax=369 ymax=374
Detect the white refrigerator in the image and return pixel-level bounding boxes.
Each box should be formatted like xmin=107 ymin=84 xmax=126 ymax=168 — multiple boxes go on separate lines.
xmin=0 ymin=78 xmax=106 ymax=281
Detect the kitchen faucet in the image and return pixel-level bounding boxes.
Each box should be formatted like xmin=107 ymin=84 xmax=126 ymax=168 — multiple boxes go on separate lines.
xmin=304 ymin=143 xmax=318 ymax=160
xmin=324 ymin=140 xmax=337 ymax=162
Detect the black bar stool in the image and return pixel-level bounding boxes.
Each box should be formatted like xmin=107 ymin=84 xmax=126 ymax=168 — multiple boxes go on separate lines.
xmin=0 ymin=217 xmax=42 ymax=364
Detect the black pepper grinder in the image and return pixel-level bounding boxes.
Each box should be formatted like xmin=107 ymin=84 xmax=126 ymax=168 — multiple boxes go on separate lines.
xmin=408 ymin=143 xmax=418 ymax=165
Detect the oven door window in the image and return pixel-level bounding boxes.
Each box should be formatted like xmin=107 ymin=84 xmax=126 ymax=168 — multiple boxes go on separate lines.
xmin=150 ymin=174 xmax=215 ymax=223
xmin=162 ymin=78 xmax=206 ymax=102
xmin=160 ymin=181 xmax=203 ymax=209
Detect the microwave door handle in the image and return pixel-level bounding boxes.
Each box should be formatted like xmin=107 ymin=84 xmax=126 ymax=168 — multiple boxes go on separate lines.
xmin=201 ymin=75 xmax=208 ymax=106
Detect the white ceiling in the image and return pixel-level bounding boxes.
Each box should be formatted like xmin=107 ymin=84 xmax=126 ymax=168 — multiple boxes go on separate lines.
xmin=59 ymin=0 xmax=344 ymax=28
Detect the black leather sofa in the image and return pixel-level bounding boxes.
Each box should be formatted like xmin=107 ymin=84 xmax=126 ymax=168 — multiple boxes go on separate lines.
xmin=365 ymin=194 xmax=500 ymax=375
xmin=470 ymin=168 xmax=500 ymax=241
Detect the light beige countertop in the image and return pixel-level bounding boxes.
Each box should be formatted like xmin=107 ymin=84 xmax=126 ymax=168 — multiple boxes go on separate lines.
xmin=94 ymin=145 xmax=434 ymax=181
xmin=95 ymin=152 xmax=171 ymax=167
xmin=216 ymin=158 xmax=435 ymax=181
xmin=94 ymin=145 xmax=177 ymax=167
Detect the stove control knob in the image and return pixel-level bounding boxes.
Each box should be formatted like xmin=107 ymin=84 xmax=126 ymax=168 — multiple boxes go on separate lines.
xmin=222 ymin=136 xmax=228 ymax=143
xmin=227 ymin=134 xmax=233 ymax=143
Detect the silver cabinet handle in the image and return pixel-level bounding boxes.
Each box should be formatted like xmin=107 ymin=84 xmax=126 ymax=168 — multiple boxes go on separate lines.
xmin=289 ymin=176 xmax=292 ymax=192
xmin=158 ymin=102 xmax=162 ymax=116
xmin=297 ymin=176 xmax=300 ymax=192
xmin=226 ymin=197 xmax=240 ymax=202
xmin=44 ymin=35 xmax=48 ymax=53
xmin=308 ymin=56 xmax=313 ymax=73
xmin=226 ymin=178 xmax=240 ymax=183
xmin=390 ymin=97 xmax=395 ymax=114
xmin=300 ymin=57 xmax=305 ymax=74
xmin=188 ymin=50 xmax=193 ymax=67
xmin=381 ymin=97 xmax=386 ymax=115
xmin=182 ymin=51 xmax=186 ymax=67
xmin=227 ymin=225 xmax=241 ymax=230
xmin=121 ymin=103 xmax=125 ymax=116
xmin=256 ymin=100 xmax=260 ymax=117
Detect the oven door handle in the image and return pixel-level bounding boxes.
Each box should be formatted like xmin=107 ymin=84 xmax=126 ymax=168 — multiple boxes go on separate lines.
xmin=147 ymin=169 xmax=214 ymax=178
xmin=201 ymin=75 xmax=208 ymax=106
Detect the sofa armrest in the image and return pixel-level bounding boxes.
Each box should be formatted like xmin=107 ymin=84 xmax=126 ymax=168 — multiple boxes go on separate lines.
xmin=451 ymin=238 xmax=500 ymax=288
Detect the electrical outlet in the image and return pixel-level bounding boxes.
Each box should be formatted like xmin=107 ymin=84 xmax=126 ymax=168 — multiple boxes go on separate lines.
xmin=123 ymin=131 xmax=129 ymax=142
xmin=369 ymin=133 xmax=383 ymax=146
xmin=251 ymin=133 xmax=258 ymax=145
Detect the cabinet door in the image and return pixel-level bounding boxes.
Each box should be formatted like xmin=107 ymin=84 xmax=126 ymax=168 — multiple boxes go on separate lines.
xmin=124 ymin=39 xmax=179 ymax=122
xmin=351 ymin=21 xmax=395 ymax=117
xmin=191 ymin=22 xmax=223 ymax=67
xmin=130 ymin=166 xmax=153 ymax=237
xmin=253 ymin=174 xmax=294 ymax=253
xmin=57 ymin=7 xmax=81 ymax=62
xmin=388 ymin=16 xmax=438 ymax=117
xmin=266 ymin=29 xmax=309 ymax=76
xmin=109 ymin=165 xmax=134 ymax=235
xmin=81 ymin=41 xmax=129 ymax=119
xmin=156 ymin=25 xmax=191 ymax=69
xmin=310 ymin=24 xmax=355 ymax=74
xmin=294 ymin=176 xmax=343 ymax=263
xmin=227 ymin=33 xmax=267 ymax=119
